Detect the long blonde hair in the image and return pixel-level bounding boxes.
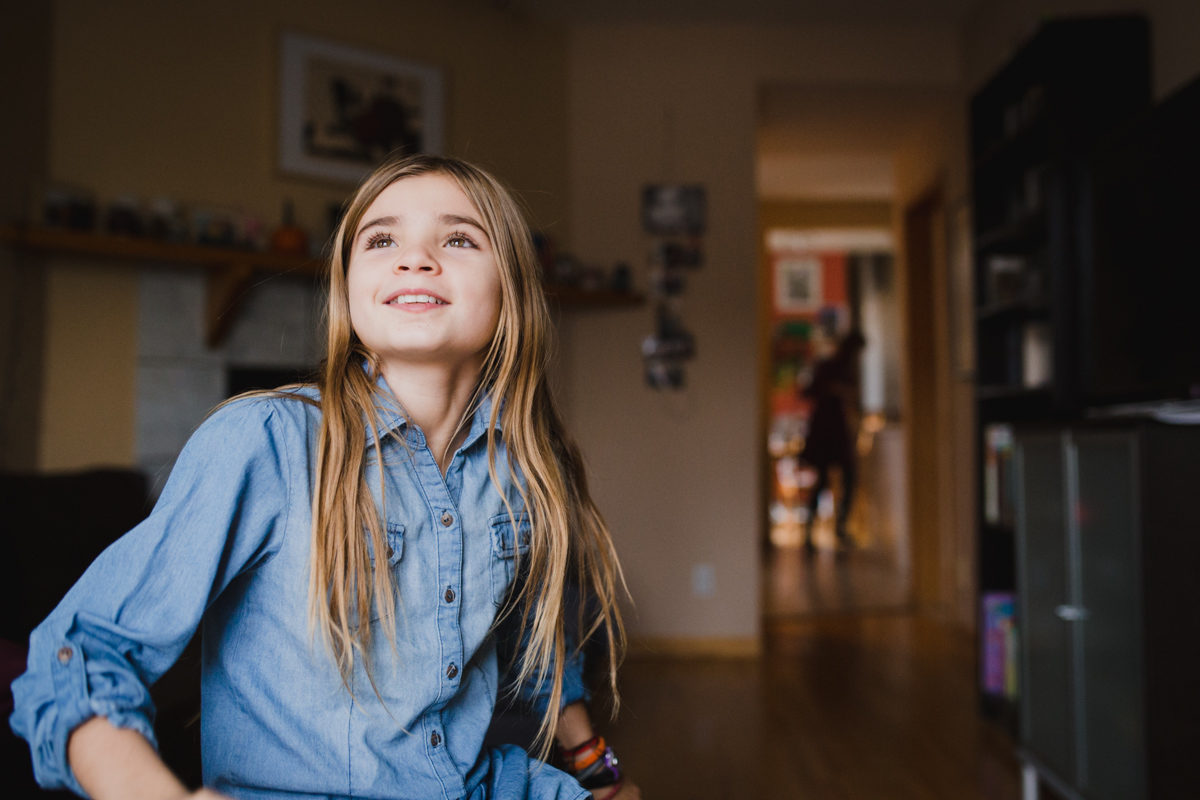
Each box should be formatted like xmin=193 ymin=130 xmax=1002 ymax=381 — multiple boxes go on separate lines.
xmin=311 ymin=154 xmax=626 ymax=753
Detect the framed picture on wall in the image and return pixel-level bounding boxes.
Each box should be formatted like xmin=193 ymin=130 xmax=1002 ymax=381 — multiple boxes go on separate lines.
xmin=774 ymin=255 xmax=823 ymax=314
xmin=278 ymin=32 xmax=445 ymax=184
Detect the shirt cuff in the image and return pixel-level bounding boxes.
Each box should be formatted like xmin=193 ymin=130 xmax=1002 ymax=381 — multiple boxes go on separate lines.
xmin=40 ymin=637 xmax=158 ymax=797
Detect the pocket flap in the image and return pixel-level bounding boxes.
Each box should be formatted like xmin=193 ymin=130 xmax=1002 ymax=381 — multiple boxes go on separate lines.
xmin=385 ymin=523 xmax=404 ymax=566
xmin=489 ymin=512 xmax=532 ymax=558
xmin=369 ymin=522 xmax=405 ymax=566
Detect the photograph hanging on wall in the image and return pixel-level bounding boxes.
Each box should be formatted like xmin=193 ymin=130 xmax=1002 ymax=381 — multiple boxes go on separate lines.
xmin=641 ymin=185 xmax=706 ymax=235
xmin=278 ymin=32 xmax=445 ymax=184
xmin=774 ymin=256 xmax=823 ymax=314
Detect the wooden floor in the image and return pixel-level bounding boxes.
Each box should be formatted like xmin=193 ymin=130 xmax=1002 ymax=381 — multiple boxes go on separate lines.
xmin=599 ymin=615 xmax=1020 ymax=800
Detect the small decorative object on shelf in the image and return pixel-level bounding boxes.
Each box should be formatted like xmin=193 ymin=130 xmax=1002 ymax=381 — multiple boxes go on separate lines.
xmin=534 ymin=232 xmax=645 ymax=309
xmin=40 ymin=183 xmax=96 ymax=232
xmin=105 ymin=194 xmax=145 ymax=237
xmin=270 ymin=199 xmax=309 ymax=257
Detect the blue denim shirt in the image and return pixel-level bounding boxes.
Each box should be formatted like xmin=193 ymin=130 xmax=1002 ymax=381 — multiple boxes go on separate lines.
xmin=10 ymin=381 xmax=589 ymax=800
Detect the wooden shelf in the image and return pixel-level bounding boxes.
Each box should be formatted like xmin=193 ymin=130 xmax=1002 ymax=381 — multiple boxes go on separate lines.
xmin=1 ymin=224 xmax=646 ymax=345
xmin=977 ymin=384 xmax=1052 ymax=400
xmin=973 ymin=113 xmax=1049 ymax=171
xmin=544 ymin=284 xmax=645 ymax=308
xmin=975 ymin=214 xmax=1047 ymax=252
xmin=975 ymin=299 xmax=1049 ymax=322
xmin=0 ymin=223 xmax=319 ymax=273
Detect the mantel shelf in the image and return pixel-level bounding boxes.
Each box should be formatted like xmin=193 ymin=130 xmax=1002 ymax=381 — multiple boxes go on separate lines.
xmin=1 ymin=224 xmax=646 ymax=345
xmin=1 ymin=224 xmax=318 ymax=347
xmin=0 ymin=223 xmax=320 ymax=273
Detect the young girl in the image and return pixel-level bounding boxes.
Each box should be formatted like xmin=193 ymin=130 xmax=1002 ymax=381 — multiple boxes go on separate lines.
xmin=11 ymin=155 xmax=637 ymax=800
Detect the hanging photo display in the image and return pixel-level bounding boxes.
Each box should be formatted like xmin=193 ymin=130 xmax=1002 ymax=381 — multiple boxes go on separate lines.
xmin=640 ymin=185 xmax=705 ymax=390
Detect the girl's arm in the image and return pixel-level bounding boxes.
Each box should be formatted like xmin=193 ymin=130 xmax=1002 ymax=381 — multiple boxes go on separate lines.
xmin=554 ymin=700 xmax=594 ymax=748
xmin=10 ymin=399 xmax=292 ymax=795
xmin=68 ymin=716 xmax=228 ymax=800
xmin=555 ymin=702 xmax=641 ymax=800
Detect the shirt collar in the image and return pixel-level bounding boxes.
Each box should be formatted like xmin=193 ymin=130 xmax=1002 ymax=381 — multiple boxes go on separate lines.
xmin=365 ymin=366 xmax=503 ymax=450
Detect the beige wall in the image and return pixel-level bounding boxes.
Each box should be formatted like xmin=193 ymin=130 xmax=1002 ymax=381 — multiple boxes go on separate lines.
xmin=965 ymin=0 xmax=1200 ymax=98
xmin=561 ymin=23 xmax=961 ymax=643
xmin=39 ymin=0 xmax=570 ymax=469
xmin=38 ymin=261 xmax=140 ymax=469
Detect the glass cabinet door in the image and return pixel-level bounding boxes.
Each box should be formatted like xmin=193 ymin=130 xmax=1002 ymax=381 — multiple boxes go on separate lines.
xmin=1073 ymin=431 xmax=1145 ymax=800
xmin=1015 ymin=432 xmax=1073 ymax=780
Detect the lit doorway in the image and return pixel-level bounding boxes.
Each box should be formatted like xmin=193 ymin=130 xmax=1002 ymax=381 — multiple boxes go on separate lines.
xmin=756 ymin=83 xmax=959 ymax=619
xmin=760 ymin=224 xmax=909 ymax=616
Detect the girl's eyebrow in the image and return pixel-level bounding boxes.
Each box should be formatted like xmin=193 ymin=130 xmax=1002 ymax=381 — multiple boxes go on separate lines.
xmin=439 ymin=213 xmax=490 ymax=240
xmin=355 ymin=215 xmax=398 ymax=242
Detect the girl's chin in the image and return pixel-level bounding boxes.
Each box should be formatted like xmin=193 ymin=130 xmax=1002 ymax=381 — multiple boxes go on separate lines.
xmin=371 ymin=342 xmax=489 ymax=368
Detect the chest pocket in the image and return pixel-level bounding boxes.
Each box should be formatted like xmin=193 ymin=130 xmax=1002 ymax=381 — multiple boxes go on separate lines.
xmin=489 ymin=512 xmax=532 ymax=607
xmin=367 ymin=522 xmax=405 ymax=567
xmin=367 ymin=523 xmax=404 ymax=622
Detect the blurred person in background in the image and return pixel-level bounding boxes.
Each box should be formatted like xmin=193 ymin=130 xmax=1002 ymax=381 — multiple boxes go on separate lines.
xmin=801 ymin=330 xmax=866 ymax=554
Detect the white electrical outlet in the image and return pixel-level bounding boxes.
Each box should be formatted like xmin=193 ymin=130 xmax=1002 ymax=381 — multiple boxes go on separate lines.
xmin=692 ymin=563 xmax=715 ymax=597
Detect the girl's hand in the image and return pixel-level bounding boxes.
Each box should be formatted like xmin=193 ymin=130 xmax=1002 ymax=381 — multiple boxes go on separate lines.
xmin=613 ymin=781 xmax=642 ymax=800
xmin=190 ymin=791 xmax=234 ymax=799
xmin=596 ymin=781 xmax=641 ymax=800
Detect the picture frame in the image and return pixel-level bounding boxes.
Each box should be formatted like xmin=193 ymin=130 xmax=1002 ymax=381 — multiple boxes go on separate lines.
xmin=774 ymin=255 xmax=823 ymax=314
xmin=278 ymin=32 xmax=445 ymax=184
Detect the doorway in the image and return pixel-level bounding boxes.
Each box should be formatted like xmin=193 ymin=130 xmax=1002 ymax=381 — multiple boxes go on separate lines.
xmin=759 ymin=220 xmax=909 ymax=616
xmin=756 ymin=83 xmax=961 ymax=620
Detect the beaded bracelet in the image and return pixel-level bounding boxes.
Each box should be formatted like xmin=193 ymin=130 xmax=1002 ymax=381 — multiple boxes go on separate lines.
xmin=559 ymin=735 xmax=623 ymax=791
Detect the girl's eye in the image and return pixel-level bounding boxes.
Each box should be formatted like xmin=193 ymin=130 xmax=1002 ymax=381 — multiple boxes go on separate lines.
xmin=446 ymin=232 xmax=477 ymax=249
xmin=365 ymin=232 xmax=395 ymax=249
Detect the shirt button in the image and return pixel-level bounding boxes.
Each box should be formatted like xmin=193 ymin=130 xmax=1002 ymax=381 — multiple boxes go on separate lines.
xmin=447 ymin=663 xmax=458 ymax=679
xmin=444 ymin=587 xmax=455 ymax=603
xmin=386 ymin=546 xmax=394 ymax=559
xmin=441 ymin=511 xmax=454 ymax=527
xmin=57 ymin=646 xmax=72 ymax=664
xmin=430 ymin=731 xmax=441 ymax=747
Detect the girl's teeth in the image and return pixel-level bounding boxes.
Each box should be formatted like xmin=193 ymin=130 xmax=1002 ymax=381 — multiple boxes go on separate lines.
xmin=391 ymin=295 xmax=445 ymax=304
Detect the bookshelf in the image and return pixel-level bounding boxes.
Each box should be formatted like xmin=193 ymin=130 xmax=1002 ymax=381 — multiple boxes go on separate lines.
xmin=969 ymin=16 xmax=1151 ymax=730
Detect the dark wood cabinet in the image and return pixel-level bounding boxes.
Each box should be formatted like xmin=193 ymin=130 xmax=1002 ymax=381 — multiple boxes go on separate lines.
xmin=1014 ymin=422 xmax=1200 ymax=800
xmin=970 ymin=16 xmax=1152 ymax=728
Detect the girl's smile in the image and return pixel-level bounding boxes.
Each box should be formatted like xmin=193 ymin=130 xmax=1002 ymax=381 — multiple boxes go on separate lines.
xmin=383 ymin=288 xmax=450 ymax=310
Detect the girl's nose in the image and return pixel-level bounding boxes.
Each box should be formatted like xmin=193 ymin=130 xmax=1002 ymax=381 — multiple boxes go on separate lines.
xmin=393 ymin=241 xmax=441 ymax=274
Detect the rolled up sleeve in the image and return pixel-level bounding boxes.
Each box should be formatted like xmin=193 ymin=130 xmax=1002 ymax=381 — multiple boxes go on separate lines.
xmin=509 ymin=585 xmax=592 ymax=716
xmin=8 ymin=398 xmax=291 ymax=794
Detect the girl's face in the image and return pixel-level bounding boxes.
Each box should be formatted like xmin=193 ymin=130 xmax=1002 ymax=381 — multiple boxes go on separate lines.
xmin=347 ymin=174 xmax=502 ymax=370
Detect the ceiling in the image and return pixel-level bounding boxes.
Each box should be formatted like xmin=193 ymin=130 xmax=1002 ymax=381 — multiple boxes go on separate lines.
xmin=506 ymin=0 xmax=982 ymax=26
xmin=757 ymin=83 xmax=961 ymax=200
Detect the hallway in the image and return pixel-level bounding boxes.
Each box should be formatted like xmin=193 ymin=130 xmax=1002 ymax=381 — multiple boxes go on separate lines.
xmin=603 ymin=616 xmax=1019 ymax=799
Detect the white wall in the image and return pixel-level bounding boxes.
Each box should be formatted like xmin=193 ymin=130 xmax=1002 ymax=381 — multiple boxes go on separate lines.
xmin=561 ymin=23 xmax=962 ymax=644
xmin=136 ymin=270 xmax=323 ymax=495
